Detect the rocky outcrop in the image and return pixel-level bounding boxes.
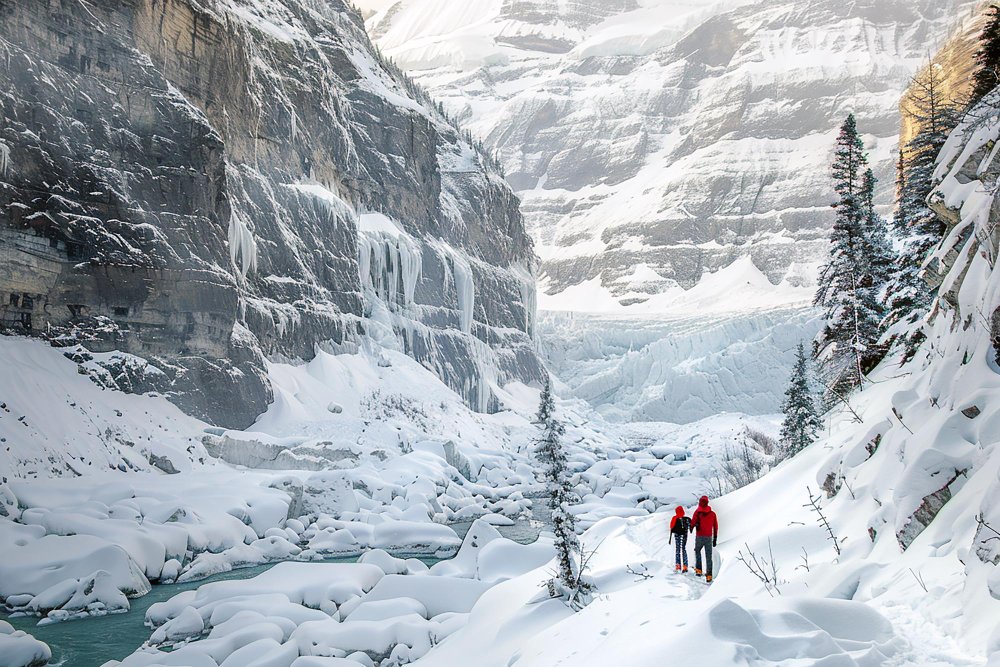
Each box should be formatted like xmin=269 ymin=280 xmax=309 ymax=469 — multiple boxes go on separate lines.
xmin=368 ymin=0 xmax=979 ymax=299
xmin=0 ymin=0 xmax=543 ymax=427
xmin=896 ymin=469 xmax=967 ymax=550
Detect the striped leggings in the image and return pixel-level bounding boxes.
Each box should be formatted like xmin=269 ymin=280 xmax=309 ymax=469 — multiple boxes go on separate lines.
xmin=674 ymin=532 xmax=688 ymax=567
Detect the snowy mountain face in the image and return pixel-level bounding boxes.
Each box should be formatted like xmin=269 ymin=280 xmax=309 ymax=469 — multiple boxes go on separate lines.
xmin=367 ymin=0 xmax=978 ymax=300
xmin=0 ymin=0 xmax=542 ymax=428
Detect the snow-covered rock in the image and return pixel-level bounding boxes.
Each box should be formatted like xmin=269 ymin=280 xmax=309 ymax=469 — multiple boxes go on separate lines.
xmin=0 ymin=621 xmax=50 ymax=667
xmin=119 ymin=523 xmax=559 ymax=666
xmin=0 ymin=534 xmax=149 ymax=614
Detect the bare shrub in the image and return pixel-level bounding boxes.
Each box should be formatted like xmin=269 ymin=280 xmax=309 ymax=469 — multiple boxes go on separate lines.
xmin=716 ymin=427 xmax=778 ymax=493
xmin=744 ymin=427 xmax=778 ymax=456
xmin=736 ymin=540 xmax=782 ymax=596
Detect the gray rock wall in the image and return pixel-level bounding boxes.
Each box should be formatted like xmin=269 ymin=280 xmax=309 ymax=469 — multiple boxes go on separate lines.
xmin=0 ymin=0 xmax=543 ymax=427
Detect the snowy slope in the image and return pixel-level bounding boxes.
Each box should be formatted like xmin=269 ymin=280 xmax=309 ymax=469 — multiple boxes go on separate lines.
xmin=0 ymin=338 xmax=210 ymax=479
xmin=367 ymin=0 xmax=978 ymax=303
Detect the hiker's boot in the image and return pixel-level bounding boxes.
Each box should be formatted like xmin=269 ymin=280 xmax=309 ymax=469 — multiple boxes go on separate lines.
xmin=695 ymin=568 xmax=703 ymax=577
xmin=705 ymin=574 xmax=713 ymax=583
xmin=675 ymin=564 xmax=682 ymax=571
xmin=682 ymin=566 xmax=688 ymax=573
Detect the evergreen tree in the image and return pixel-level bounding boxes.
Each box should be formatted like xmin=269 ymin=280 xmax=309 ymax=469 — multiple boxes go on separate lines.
xmin=780 ymin=342 xmax=822 ymax=456
xmin=859 ymin=167 xmax=893 ymax=291
xmin=884 ymin=61 xmax=961 ymax=358
xmin=534 ymin=377 xmax=591 ymax=609
xmin=971 ymin=4 xmax=1000 ymax=104
xmin=814 ymin=114 xmax=886 ymax=401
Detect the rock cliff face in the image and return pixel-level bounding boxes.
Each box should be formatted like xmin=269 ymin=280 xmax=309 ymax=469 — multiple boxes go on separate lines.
xmin=0 ymin=0 xmax=543 ymax=427
xmin=368 ymin=0 xmax=979 ymax=300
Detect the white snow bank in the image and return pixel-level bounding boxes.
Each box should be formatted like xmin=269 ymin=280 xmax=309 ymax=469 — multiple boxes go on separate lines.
xmin=0 ymin=620 xmax=51 ymax=667
xmin=0 ymin=337 xmax=207 ymax=479
xmin=411 ymin=512 xmax=909 ymax=667
xmin=0 ymin=533 xmax=148 ymax=615
xmin=429 ymin=518 xmax=553 ymax=584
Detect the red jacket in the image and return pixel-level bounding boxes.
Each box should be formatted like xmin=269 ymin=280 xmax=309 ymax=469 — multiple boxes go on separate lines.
xmin=690 ymin=496 xmax=718 ymax=539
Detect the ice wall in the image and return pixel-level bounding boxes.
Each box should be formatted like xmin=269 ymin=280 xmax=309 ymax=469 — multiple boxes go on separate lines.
xmin=541 ymin=307 xmax=822 ymax=423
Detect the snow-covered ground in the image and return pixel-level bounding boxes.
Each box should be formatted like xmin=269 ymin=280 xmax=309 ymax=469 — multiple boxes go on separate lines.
xmin=5 ymin=30 xmax=1000 ymax=667
xmin=0 ymin=333 xmax=773 ymax=665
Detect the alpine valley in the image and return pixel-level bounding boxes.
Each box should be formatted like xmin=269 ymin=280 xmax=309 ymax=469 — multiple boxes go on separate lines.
xmin=0 ymin=2 xmax=997 ymax=667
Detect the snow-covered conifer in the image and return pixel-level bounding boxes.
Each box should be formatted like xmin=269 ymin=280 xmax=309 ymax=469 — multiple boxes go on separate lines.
xmin=780 ymin=342 xmax=822 ymax=456
xmin=813 ymin=114 xmax=886 ymax=401
xmin=534 ymin=376 xmax=592 ymax=609
xmin=859 ymin=168 xmax=893 ymax=291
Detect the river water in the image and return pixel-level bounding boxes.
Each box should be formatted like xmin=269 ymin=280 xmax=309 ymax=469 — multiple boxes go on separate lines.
xmin=3 ymin=517 xmax=545 ymax=666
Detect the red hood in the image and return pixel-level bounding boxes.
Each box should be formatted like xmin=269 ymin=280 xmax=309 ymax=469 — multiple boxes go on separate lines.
xmin=674 ymin=506 xmax=685 ymax=517
xmin=698 ymin=496 xmax=711 ymax=510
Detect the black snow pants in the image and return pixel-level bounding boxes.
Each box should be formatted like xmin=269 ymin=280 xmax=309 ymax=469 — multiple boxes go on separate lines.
xmin=694 ymin=536 xmax=713 ymax=576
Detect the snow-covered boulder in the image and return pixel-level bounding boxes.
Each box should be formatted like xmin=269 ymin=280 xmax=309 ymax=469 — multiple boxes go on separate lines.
xmin=0 ymin=621 xmax=50 ymax=667
xmin=0 ymin=534 xmax=149 ymax=616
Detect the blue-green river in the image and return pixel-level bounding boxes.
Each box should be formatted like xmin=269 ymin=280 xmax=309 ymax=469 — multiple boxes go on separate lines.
xmin=2 ymin=518 xmax=543 ymax=666
xmin=3 ymin=558 xmax=360 ymax=666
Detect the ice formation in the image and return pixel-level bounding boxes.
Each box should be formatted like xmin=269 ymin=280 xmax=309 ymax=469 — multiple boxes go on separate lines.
xmin=431 ymin=240 xmax=476 ymax=334
xmin=511 ymin=262 xmax=537 ymax=337
xmin=229 ymin=209 xmax=258 ymax=280
xmin=0 ymin=141 xmax=11 ymax=178
xmin=358 ymin=212 xmax=423 ymax=311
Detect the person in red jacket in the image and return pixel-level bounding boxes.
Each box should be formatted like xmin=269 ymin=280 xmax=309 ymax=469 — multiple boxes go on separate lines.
xmin=669 ymin=506 xmax=690 ymax=572
xmin=690 ymin=495 xmax=719 ymax=582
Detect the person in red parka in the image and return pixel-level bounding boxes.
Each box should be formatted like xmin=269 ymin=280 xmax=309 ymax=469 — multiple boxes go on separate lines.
xmin=690 ymin=495 xmax=719 ymax=582
xmin=669 ymin=506 xmax=690 ymax=572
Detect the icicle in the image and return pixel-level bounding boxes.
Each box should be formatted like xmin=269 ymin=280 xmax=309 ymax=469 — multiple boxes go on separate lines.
xmin=511 ymin=262 xmax=537 ymax=337
xmin=430 ymin=241 xmax=476 ymax=334
xmin=451 ymin=253 xmax=475 ymax=334
xmin=0 ymin=141 xmax=10 ymax=178
xmin=398 ymin=235 xmax=422 ymax=306
xmin=228 ymin=210 xmax=257 ymax=279
xmin=357 ymin=212 xmax=422 ymax=310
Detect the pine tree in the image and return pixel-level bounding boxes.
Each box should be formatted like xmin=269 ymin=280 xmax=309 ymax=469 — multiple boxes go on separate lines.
xmin=780 ymin=342 xmax=821 ymax=456
xmin=814 ymin=114 xmax=886 ymax=401
xmin=971 ymin=4 xmax=1000 ymax=104
xmin=859 ymin=167 xmax=893 ymax=291
xmin=534 ymin=377 xmax=591 ymax=609
xmin=884 ymin=61 xmax=961 ymax=358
